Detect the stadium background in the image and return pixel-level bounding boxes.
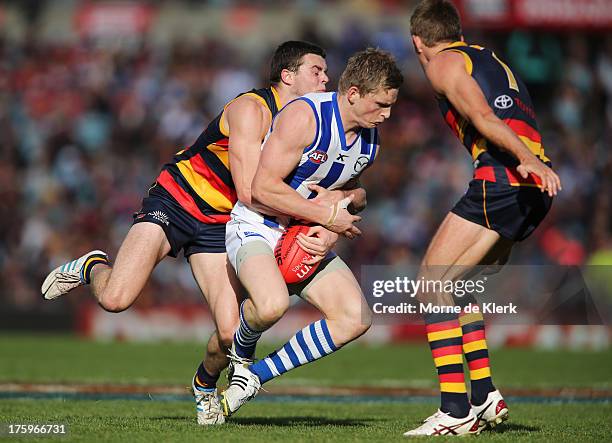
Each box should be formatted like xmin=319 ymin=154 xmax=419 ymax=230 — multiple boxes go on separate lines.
xmin=0 ymin=1 xmax=610 ymax=441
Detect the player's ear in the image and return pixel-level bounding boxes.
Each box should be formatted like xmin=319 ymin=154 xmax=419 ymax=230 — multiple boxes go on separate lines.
xmin=280 ymin=68 xmax=294 ymax=86
xmin=346 ymin=86 xmax=361 ymax=105
xmin=412 ymin=35 xmax=423 ymax=54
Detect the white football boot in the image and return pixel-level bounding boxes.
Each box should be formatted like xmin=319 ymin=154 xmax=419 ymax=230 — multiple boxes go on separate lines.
xmin=191 ymin=377 xmax=225 ymax=425
xmin=219 ymin=363 xmax=261 ymax=417
xmin=41 ymin=250 xmax=108 ymax=300
xmin=403 ymin=409 xmax=480 ymax=437
xmin=472 ymin=390 xmax=509 ymax=431
xmin=226 ymin=342 xmax=254 ymax=382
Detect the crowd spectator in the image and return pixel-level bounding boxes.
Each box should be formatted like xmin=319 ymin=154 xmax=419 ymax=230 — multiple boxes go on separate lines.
xmin=0 ymin=13 xmax=610 ymax=313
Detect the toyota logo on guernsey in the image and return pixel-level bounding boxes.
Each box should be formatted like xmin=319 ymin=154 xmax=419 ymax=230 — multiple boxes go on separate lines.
xmin=494 ymin=95 xmax=514 ymax=110
xmin=308 ymin=150 xmax=328 ymax=164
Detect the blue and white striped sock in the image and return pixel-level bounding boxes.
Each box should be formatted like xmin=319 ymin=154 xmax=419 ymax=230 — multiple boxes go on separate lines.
xmin=233 ymin=300 xmax=263 ymax=359
xmin=249 ymin=319 xmax=338 ymax=384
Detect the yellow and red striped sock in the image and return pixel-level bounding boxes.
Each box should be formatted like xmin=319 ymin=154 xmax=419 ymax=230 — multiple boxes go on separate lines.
xmin=459 ymin=308 xmax=495 ymax=406
xmin=425 ymin=312 xmax=470 ymax=418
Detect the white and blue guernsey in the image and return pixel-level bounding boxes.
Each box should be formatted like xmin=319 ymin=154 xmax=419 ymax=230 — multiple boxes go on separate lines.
xmin=231 ymin=91 xmax=379 ymax=230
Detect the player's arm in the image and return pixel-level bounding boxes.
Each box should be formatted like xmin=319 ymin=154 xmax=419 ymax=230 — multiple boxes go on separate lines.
xmin=251 ymin=100 xmax=361 ymax=237
xmin=427 ymin=52 xmax=561 ymax=196
xmin=225 ymin=96 xmax=272 ymax=206
xmin=309 ymin=178 xmax=367 ymax=214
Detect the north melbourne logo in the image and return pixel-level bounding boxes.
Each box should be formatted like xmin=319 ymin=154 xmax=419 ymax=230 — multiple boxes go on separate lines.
xmin=148 ymin=210 xmax=169 ymax=226
xmin=494 ymin=95 xmax=513 ymax=110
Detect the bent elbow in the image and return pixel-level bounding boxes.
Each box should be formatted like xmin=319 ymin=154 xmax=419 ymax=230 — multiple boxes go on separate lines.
xmin=236 ymin=189 xmax=252 ymax=206
xmin=250 ymin=181 xmax=264 ymax=205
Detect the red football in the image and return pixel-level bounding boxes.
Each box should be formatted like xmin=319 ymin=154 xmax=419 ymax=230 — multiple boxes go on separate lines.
xmin=274 ymin=225 xmax=321 ymax=284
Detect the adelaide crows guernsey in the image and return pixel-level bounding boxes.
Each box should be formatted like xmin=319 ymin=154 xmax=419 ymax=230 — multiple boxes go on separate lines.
xmin=438 ymin=42 xmax=550 ymax=186
xmin=156 ymin=87 xmax=281 ymax=224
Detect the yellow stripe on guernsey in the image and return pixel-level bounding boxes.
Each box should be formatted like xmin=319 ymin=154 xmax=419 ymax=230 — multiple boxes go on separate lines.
xmin=434 ymin=354 xmax=464 ymax=367
xmin=470 ymin=367 xmax=492 ymax=381
xmin=463 ymin=339 xmax=488 ymax=354
xmin=427 ymin=327 xmax=463 ymax=342
xmin=207 ymin=143 xmax=230 ymax=168
xmin=441 ymin=42 xmax=473 ymax=75
xmin=492 ymin=52 xmax=519 ymax=92
xmin=454 ymin=116 xmax=468 ymax=144
xmin=447 ymin=49 xmax=473 ymax=75
xmin=176 ymin=159 xmax=234 ymax=212
xmin=471 ymin=138 xmax=488 ymax=161
xmin=519 ymin=136 xmax=550 ymax=162
xmin=440 ymin=382 xmax=467 ymax=393
xmin=218 ymin=87 xmax=280 ymax=137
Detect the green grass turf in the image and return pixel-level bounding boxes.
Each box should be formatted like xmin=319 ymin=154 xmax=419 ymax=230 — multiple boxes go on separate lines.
xmin=0 ymin=400 xmax=610 ymax=442
xmin=0 ymin=334 xmax=610 ymax=389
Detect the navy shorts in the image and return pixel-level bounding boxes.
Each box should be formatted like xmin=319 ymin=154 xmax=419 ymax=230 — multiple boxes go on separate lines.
xmin=133 ymin=184 xmax=226 ymax=257
xmin=451 ymin=178 xmax=553 ymax=242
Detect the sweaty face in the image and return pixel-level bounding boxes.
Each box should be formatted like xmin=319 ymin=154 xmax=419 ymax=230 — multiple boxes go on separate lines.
xmin=292 ymin=54 xmax=329 ymax=95
xmin=354 ymin=87 xmax=399 ymax=128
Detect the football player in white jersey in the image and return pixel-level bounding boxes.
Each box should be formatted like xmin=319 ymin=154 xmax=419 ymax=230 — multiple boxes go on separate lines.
xmin=220 ymin=48 xmax=403 ymax=417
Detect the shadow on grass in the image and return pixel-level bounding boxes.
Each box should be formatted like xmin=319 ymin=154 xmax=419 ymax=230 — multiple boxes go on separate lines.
xmin=487 ymin=422 xmax=540 ymax=433
xmin=229 ymin=416 xmax=380 ymax=427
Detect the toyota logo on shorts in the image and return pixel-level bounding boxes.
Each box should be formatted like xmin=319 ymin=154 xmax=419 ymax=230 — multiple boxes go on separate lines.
xmin=494 ymin=95 xmax=513 ymax=110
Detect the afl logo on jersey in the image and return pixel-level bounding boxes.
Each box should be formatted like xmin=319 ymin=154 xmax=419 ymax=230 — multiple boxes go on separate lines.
xmin=494 ymin=95 xmax=513 ymax=110
xmin=308 ymin=150 xmax=328 ymax=164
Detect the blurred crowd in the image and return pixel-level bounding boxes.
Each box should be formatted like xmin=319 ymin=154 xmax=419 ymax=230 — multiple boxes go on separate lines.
xmin=1 ymin=11 xmax=611 ymax=312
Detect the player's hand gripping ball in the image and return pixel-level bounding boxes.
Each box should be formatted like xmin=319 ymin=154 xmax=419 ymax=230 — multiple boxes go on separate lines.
xmin=274 ymin=225 xmax=321 ymax=284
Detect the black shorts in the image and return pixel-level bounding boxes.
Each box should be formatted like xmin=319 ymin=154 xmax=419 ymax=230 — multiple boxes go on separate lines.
xmin=132 ymin=184 xmax=226 ymax=257
xmin=451 ymin=178 xmax=553 ymax=242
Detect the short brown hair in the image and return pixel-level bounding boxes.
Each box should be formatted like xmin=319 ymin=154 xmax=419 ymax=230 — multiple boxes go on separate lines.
xmin=410 ymin=0 xmax=462 ymax=47
xmin=270 ymin=41 xmax=326 ymax=84
xmin=338 ymin=48 xmax=403 ymax=95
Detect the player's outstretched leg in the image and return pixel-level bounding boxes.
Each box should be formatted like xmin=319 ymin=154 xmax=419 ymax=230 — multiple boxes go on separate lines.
xmin=41 ymin=250 xmax=109 ymax=300
xmin=42 ymin=222 xmax=171 ymax=312
xmin=220 ymin=257 xmax=372 ymax=417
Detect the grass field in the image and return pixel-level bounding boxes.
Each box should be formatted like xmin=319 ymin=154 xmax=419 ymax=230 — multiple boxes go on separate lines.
xmin=1 ymin=334 xmax=611 ymax=442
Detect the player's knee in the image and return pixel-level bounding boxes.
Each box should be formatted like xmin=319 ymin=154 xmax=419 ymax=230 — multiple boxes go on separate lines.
xmin=216 ymin=327 xmax=235 ymax=350
xmin=338 ymin=303 xmax=372 ymax=341
xmin=352 ymin=306 xmax=372 ymax=338
xmin=255 ymin=298 xmax=289 ymax=326
xmin=99 ymin=290 xmax=134 ymax=313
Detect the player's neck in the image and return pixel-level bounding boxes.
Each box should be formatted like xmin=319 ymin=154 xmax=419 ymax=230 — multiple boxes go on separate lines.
xmin=424 ymin=40 xmax=464 ymax=63
xmin=273 ymin=84 xmax=299 ymax=108
xmin=336 ymin=93 xmax=361 ymax=135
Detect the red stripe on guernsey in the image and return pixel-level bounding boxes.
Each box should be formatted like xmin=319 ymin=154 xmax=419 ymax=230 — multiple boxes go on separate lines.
xmin=504 ymin=118 xmax=541 ymax=142
xmin=157 ymin=171 xmax=230 ymax=224
xmin=505 ymin=167 xmax=543 ymax=186
xmin=426 ymin=320 xmax=461 ymax=333
xmin=462 ymin=330 xmax=486 ymax=343
xmin=474 ymin=166 xmax=542 ymax=187
xmin=215 ymin=138 xmax=229 ymax=148
xmin=439 ymin=373 xmax=466 ymax=383
xmin=188 ymin=154 xmax=237 ymax=202
xmin=444 ymin=110 xmax=461 ymax=138
xmin=432 ymin=345 xmax=464 ymax=358
xmin=473 ymin=166 xmax=496 ymax=182
xmin=468 ymin=358 xmax=490 ymax=371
